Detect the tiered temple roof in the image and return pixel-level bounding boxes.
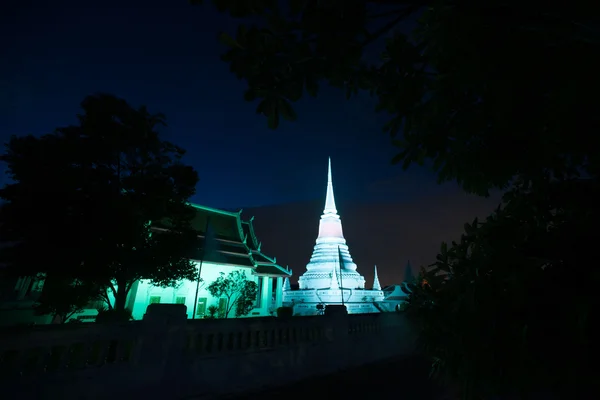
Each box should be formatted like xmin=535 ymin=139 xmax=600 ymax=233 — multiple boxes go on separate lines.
xmin=187 ymin=204 xmax=290 ymax=277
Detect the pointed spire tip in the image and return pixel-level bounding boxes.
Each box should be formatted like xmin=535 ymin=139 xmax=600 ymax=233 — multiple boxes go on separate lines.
xmin=373 ymin=264 xmax=382 ymax=290
xmin=323 ymin=157 xmax=338 ymax=214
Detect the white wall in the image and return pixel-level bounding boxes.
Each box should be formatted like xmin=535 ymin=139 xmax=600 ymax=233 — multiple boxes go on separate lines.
xmin=128 ymin=262 xmax=274 ymax=320
xmin=1 ymin=262 xmax=284 ymax=325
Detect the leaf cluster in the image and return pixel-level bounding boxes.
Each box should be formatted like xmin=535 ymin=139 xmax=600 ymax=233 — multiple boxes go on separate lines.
xmin=207 ymin=270 xmax=259 ymax=318
xmin=401 ymin=178 xmax=600 ymax=398
xmin=33 ymin=276 xmax=100 ymax=323
xmin=196 ymin=0 xmax=600 ymax=196
xmin=0 ymin=93 xmax=201 ymax=312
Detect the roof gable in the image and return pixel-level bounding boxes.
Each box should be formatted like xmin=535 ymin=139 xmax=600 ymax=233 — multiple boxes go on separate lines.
xmin=189 ymin=203 xmax=245 ymax=243
xmin=241 ymin=218 xmax=260 ymax=251
xmin=158 ymin=203 xmax=291 ymax=277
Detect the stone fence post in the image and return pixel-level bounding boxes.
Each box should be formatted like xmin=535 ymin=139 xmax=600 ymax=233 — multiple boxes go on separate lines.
xmin=324 ymin=304 xmax=349 ymax=340
xmin=321 ymin=304 xmax=350 ymax=371
xmin=133 ymin=304 xmax=188 ymax=398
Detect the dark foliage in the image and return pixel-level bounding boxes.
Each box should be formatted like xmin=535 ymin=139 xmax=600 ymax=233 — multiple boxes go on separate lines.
xmin=193 ymin=0 xmax=599 ymax=195
xmin=0 ymin=93 xmax=201 ymax=315
xmin=95 ymin=308 xmax=134 ymax=323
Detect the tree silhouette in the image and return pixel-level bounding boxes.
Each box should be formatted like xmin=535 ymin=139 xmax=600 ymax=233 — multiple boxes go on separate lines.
xmin=193 ymin=0 xmax=599 ymax=195
xmin=402 ymin=181 xmax=598 ymax=398
xmin=0 ymin=93 xmax=201 ymax=318
xmin=33 ymin=277 xmax=99 ymax=323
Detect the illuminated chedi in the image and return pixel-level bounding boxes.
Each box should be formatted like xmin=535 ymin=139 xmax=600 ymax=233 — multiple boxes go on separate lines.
xmin=298 ymin=158 xmax=365 ymax=290
xmin=283 ymin=158 xmax=404 ymax=316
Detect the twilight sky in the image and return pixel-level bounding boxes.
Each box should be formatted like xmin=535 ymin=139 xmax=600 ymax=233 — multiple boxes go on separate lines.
xmin=1 ymin=0 xmax=501 ymax=283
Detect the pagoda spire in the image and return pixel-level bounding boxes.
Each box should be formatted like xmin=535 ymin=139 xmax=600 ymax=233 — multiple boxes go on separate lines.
xmin=373 ymin=265 xmax=382 ymax=290
xmin=329 ymin=262 xmax=340 ymax=289
xmin=283 ymin=277 xmax=291 ymax=291
xmin=323 ymin=157 xmax=338 ymax=216
xmin=299 ymin=157 xmax=363 ymax=290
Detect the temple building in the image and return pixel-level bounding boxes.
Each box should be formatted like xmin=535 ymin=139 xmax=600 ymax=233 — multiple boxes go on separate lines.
xmin=0 ymin=204 xmax=291 ymax=326
xmin=126 ymin=204 xmax=291 ymax=321
xmin=282 ymin=158 xmax=406 ymax=315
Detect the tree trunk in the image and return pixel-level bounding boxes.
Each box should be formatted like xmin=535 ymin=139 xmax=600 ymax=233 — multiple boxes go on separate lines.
xmin=224 ymin=297 xmax=231 ymax=319
xmin=102 ymin=289 xmax=114 ymax=309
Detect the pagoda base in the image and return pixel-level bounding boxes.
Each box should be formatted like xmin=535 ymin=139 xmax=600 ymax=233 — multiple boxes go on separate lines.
xmin=282 ymin=288 xmax=389 ymax=316
xmin=298 ymin=270 xmax=366 ymax=290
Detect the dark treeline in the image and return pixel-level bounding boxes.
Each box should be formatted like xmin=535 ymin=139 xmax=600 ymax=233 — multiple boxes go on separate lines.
xmin=0 ymin=93 xmax=201 ymax=323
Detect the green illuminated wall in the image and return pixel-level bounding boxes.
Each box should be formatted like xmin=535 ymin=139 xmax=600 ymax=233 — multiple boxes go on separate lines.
xmin=127 ymin=262 xmax=275 ymax=320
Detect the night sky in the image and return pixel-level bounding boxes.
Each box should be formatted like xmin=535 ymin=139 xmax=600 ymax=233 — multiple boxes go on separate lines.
xmin=2 ymin=0 xmax=500 ymax=285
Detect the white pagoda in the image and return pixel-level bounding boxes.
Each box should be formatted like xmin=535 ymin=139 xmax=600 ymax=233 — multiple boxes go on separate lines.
xmin=282 ymin=158 xmax=403 ymax=315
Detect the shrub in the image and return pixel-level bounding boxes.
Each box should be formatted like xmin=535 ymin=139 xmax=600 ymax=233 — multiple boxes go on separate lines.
xmin=95 ymin=308 xmax=133 ymax=323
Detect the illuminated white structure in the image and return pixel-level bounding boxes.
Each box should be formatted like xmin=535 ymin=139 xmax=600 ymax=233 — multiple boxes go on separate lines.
xmin=283 ymin=158 xmax=405 ymax=315
xmin=373 ymin=265 xmax=382 ymax=291
xmin=298 ymin=158 xmax=366 ymax=290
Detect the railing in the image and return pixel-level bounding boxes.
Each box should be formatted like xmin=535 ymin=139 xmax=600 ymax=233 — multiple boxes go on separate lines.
xmin=182 ymin=315 xmax=331 ymax=356
xmin=0 ymin=305 xmax=415 ymax=400
xmin=0 ymin=321 xmax=144 ymax=379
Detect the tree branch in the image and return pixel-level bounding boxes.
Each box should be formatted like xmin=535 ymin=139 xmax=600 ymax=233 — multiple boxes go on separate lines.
xmin=227 ymin=292 xmax=241 ymax=317
xmin=123 ymin=280 xmax=133 ymax=295
xmin=100 ymin=289 xmax=113 ymax=309
xmin=65 ymin=309 xmax=80 ymax=322
xmin=367 ymin=6 xmax=417 ymax=20
xmin=108 ymin=281 xmax=117 ymax=295
xmin=225 ymin=293 xmax=234 ymax=318
xmin=362 ymin=4 xmax=420 ymax=48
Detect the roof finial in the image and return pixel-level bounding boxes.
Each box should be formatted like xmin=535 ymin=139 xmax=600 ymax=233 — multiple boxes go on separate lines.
xmin=323 ymin=157 xmax=338 ymax=215
xmin=373 ymin=265 xmax=382 ymax=291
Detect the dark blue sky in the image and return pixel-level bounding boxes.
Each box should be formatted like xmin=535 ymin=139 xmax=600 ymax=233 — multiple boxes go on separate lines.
xmin=1 ymin=0 xmax=505 ymax=283
xmin=0 ymin=0 xmax=454 ymax=210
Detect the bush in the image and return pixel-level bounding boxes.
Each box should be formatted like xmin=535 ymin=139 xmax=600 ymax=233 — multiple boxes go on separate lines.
xmin=95 ymin=308 xmax=133 ymax=323
xmin=204 ymin=305 xmax=219 ymax=319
